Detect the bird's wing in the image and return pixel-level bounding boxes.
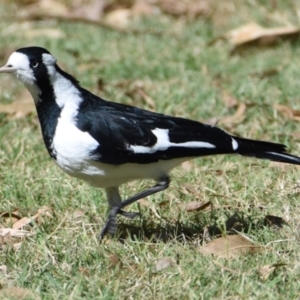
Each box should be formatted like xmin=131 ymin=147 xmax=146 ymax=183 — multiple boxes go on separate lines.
xmin=75 ymin=92 xmax=235 ymax=164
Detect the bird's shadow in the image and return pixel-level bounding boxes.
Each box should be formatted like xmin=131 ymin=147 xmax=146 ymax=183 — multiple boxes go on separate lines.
xmin=113 ymin=211 xmax=277 ymax=244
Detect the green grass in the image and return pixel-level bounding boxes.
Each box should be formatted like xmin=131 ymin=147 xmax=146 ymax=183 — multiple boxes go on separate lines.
xmin=0 ymin=1 xmax=300 ymax=299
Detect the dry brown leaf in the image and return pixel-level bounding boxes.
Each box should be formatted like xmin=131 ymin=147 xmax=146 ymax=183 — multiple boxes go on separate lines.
xmin=200 ymin=234 xmax=264 ymax=258
xmin=131 ymin=0 xmax=158 ymax=17
xmin=0 ymin=231 xmax=12 ymax=247
xmin=0 ymin=211 xmax=21 ymax=226
xmin=289 ymin=132 xmax=300 ymax=140
xmin=181 ymin=161 xmax=193 ymax=172
xmin=121 ymin=80 xmax=156 ymax=111
xmin=78 ymin=267 xmax=90 ymax=276
xmin=0 ymin=99 xmax=35 ymax=118
xmin=180 ymin=201 xmax=211 ymax=212
xmin=180 ymin=183 xmax=202 ymax=200
xmin=228 ymin=23 xmax=300 ymax=47
xmin=12 ymin=206 xmax=53 ymax=229
xmin=0 ymin=287 xmax=40 ymax=300
xmin=72 ymin=0 xmax=105 ymax=21
xmin=0 ymin=228 xmax=32 ymax=237
xmin=136 ymin=88 xmax=156 ymax=111
xmin=157 ymin=0 xmax=210 ymax=18
xmin=137 ymin=199 xmax=161 ymax=219
xmin=12 ymin=217 xmax=33 ymax=229
xmin=37 ymin=206 xmax=53 ymax=224
xmin=24 ymin=28 xmax=65 ymax=39
xmin=25 ymin=0 xmax=69 ymax=16
xmin=269 ymin=161 xmax=291 ymax=170
xmin=0 ymin=265 xmax=7 ymax=274
xmin=109 ymin=254 xmax=122 ymax=269
xmin=219 ymin=103 xmax=246 ymax=127
xmin=138 ymin=199 xmax=150 ymax=207
xmin=274 ymin=103 xmax=300 ymax=121
xmin=104 ymin=9 xmax=131 ymax=28
xmin=155 ymin=257 xmax=175 ymax=272
xmin=72 ymin=209 xmax=85 ymax=220
xmin=221 ymin=89 xmax=238 ymax=108
xmin=258 ymin=263 xmax=287 ymax=281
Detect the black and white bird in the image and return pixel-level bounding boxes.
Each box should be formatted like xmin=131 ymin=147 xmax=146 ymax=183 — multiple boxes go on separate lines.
xmin=1 ymin=46 xmax=300 ymax=240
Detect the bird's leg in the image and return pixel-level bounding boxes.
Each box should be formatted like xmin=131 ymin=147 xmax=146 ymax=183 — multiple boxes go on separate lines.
xmin=105 ymin=186 xmax=140 ymax=220
xmin=99 ymin=176 xmax=170 ymax=240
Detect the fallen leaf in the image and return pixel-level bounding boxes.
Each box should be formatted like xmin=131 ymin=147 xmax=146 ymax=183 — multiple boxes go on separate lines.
xmin=0 ymin=231 xmax=12 ymax=247
xmin=138 ymin=199 xmax=150 ymax=207
xmin=138 ymin=199 xmax=161 ymax=219
xmin=131 ymin=0 xmax=158 ymax=17
xmin=200 ymin=234 xmax=264 ymax=258
xmin=181 ymin=161 xmax=193 ymax=172
xmin=136 ymin=88 xmax=156 ymax=111
xmin=24 ymin=28 xmax=65 ymax=39
xmin=289 ymin=132 xmax=300 ymax=140
xmin=0 ymin=265 xmax=7 ymax=274
xmin=221 ymin=89 xmax=239 ymax=108
xmin=269 ymin=161 xmax=291 ymax=170
xmin=0 ymin=287 xmax=40 ymax=300
xmin=13 ymin=206 xmax=52 ymax=229
xmin=0 ymin=211 xmax=21 ymax=226
xmin=78 ymin=267 xmax=90 ymax=276
xmin=72 ymin=0 xmax=105 ymax=21
xmin=274 ymin=103 xmax=300 ymax=121
xmin=25 ymin=0 xmax=69 ymax=16
xmin=228 ymin=23 xmax=300 ymax=48
xmin=104 ymin=9 xmax=131 ymax=28
xmin=0 ymin=228 xmax=33 ymax=237
xmin=157 ymin=0 xmax=210 ymax=19
xmin=258 ymin=263 xmax=287 ymax=281
xmin=72 ymin=209 xmax=85 ymax=220
xmin=123 ymin=80 xmax=156 ymax=111
xmin=12 ymin=217 xmax=33 ymax=230
xmin=219 ymin=103 xmax=246 ymax=127
xmin=155 ymin=257 xmax=175 ymax=272
xmin=0 ymin=100 xmax=35 ymax=118
xmin=109 ymin=254 xmax=122 ymax=269
xmin=180 ymin=183 xmax=201 ymax=199
xmin=180 ymin=201 xmax=211 ymax=212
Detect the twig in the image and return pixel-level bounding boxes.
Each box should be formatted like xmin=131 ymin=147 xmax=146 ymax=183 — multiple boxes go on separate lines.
xmin=8 ymin=13 xmax=166 ymax=36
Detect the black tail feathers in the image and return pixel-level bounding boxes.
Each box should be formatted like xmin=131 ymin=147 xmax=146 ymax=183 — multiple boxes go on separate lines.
xmin=233 ymin=136 xmax=300 ymax=165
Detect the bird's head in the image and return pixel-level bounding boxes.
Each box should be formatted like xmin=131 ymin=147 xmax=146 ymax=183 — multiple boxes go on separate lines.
xmin=0 ymin=46 xmax=57 ymax=86
xmin=0 ymin=47 xmax=79 ymax=104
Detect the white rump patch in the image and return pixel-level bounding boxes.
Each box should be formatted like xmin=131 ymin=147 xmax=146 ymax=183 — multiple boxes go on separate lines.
xmin=231 ymin=138 xmax=238 ymax=151
xmin=129 ymin=128 xmax=215 ymax=154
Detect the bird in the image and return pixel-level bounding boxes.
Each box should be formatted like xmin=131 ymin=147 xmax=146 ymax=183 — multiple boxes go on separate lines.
xmin=0 ymin=46 xmax=300 ymax=240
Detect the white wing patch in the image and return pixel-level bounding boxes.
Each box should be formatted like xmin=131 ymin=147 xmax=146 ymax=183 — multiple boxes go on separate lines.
xmin=231 ymin=138 xmax=239 ymax=151
xmin=129 ymin=128 xmax=215 ymax=154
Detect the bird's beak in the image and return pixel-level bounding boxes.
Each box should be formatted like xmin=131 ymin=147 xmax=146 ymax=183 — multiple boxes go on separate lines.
xmin=0 ymin=65 xmax=18 ymax=73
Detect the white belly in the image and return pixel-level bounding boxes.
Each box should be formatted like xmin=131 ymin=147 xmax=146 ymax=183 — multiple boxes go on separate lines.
xmin=59 ymin=158 xmax=186 ymax=188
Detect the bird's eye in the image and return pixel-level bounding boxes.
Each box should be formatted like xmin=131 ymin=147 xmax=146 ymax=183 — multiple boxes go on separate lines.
xmin=31 ymin=61 xmax=39 ymax=68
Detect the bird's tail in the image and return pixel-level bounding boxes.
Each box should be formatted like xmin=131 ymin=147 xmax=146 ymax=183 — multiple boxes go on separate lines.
xmin=233 ymin=136 xmax=300 ymax=165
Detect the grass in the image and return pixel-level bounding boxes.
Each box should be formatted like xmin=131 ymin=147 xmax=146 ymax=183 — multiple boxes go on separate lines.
xmin=0 ymin=0 xmax=300 ymax=299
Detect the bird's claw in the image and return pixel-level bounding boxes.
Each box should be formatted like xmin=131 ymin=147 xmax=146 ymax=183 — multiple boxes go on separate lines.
xmin=99 ymin=206 xmax=140 ymax=241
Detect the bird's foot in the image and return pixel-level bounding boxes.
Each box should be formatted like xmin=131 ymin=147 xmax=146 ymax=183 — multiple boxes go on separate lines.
xmin=99 ymin=206 xmax=140 ymax=241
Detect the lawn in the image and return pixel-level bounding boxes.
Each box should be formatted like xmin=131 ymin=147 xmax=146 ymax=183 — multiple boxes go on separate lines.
xmin=0 ymin=0 xmax=300 ymax=299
